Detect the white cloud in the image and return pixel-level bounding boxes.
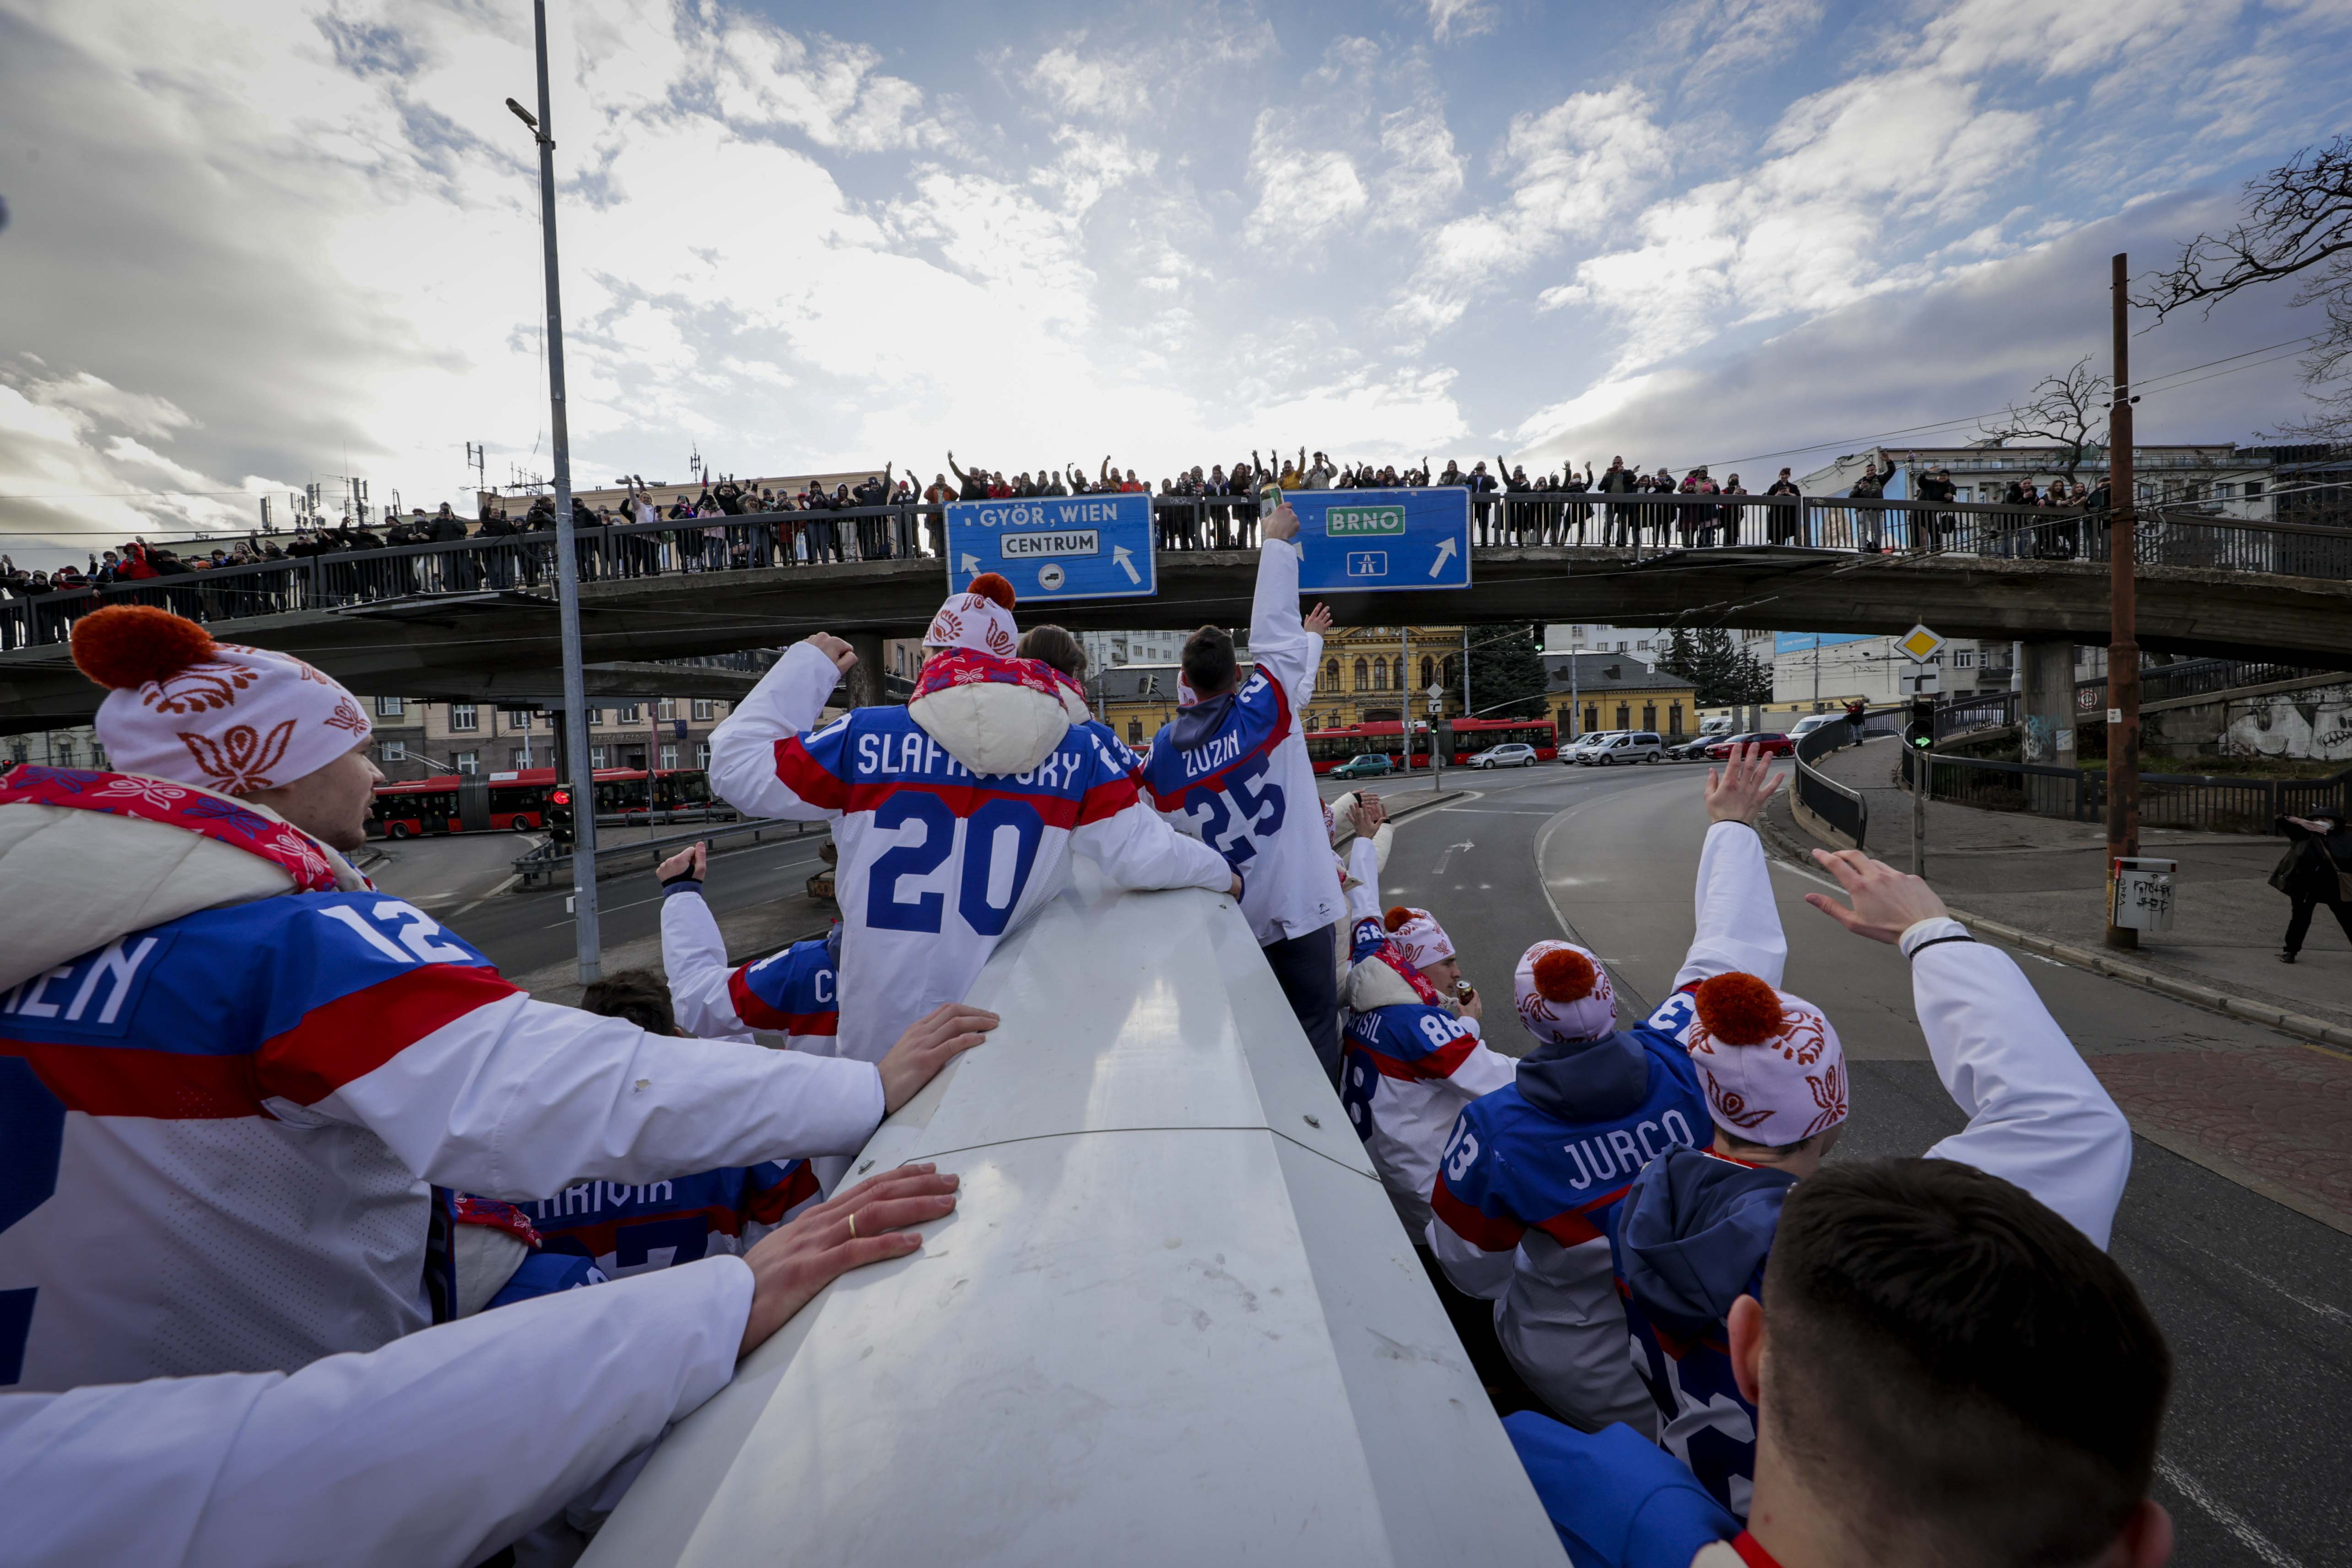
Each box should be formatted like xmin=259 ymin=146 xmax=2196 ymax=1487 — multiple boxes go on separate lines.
xmin=1425 ymin=0 xmax=1497 ymax=43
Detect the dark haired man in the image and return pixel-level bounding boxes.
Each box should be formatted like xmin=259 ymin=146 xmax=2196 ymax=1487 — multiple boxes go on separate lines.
xmin=1506 ymin=1155 xmax=2172 ymax=1568
xmin=1135 ymin=503 xmax=1348 ymax=1079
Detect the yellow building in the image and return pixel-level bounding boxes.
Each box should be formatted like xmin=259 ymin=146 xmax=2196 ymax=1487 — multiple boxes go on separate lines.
xmin=1541 ymin=652 xmax=1700 ymax=740
xmin=1088 ymin=626 xmax=1478 ymax=750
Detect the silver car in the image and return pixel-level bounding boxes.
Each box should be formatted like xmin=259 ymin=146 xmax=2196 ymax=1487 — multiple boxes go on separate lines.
xmin=1468 ymin=743 xmax=1539 ymax=769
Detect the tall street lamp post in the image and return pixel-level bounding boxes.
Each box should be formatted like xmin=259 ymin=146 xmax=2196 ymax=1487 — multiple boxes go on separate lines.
xmin=507 ymin=0 xmax=601 ymax=981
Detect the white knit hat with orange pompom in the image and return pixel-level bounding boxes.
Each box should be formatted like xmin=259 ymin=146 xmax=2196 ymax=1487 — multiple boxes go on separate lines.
xmin=924 ymin=571 xmax=1020 ymax=657
xmin=1383 ymin=904 xmax=1455 ymax=973
xmin=1514 ymin=940 xmax=1616 ymax=1045
xmin=70 ymin=605 xmax=371 ymax=793
xmin=1685 ymin=971 xmax=1848 ymax=1146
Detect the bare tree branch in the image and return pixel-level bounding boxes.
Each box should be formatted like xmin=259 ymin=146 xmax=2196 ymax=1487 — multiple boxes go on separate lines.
xmin=1979 ymin=357 xmax=2110 ymax=479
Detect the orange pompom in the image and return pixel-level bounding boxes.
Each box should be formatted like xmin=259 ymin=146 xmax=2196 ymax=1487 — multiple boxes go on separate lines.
xmin=967 ymin=572 xmax=1016 ymax=609
xmin=70 ymin=605 xmax=216 ymax=691
xmin=1384 ymin=905 xmax=1415 ymax=932
xmin=1531 ymin=947 xmax=1599 ymax=1002
xmin=1694 ymin=972 xmax=1786 ymax=1045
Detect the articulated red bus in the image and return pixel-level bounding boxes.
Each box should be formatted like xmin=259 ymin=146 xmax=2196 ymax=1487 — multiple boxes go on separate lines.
xmin=369 ymin=767 xmax=716 ymax=838
xmin=1303 ymin=717 xmax=1557 ymax=774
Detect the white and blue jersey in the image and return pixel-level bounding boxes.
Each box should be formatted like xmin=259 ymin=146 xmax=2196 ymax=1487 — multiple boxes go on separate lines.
xmin=705 ymin=641 xmax=1231 ymax=1066
xmin=661 ymin=883 xmax=840 ymax=1050
xmin=0 ymin=880 xmax=888 ymax=1394
xmin=518 ymin=1162 xmax=822 ymax=1279
xmin=1138 ymin=538 xmax=1339 ymax=944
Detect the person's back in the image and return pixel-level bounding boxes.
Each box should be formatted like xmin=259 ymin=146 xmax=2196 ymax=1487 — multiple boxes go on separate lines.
xmin=708 ymin=578 xmax=1230 ymax=1070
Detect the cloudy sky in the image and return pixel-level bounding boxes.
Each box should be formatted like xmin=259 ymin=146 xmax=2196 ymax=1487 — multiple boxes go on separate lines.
xmin=2 ymin=0 xmax=2348 ymax=562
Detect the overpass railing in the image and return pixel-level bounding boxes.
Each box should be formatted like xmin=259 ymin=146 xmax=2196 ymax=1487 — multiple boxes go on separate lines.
xmin=9 ymin=495 xmax=2351 ymax=653
xmin=1898 ymin=748 xmax=2352 ymax=832
xmin=1791 ymin=709 xmax=1880 ymax=847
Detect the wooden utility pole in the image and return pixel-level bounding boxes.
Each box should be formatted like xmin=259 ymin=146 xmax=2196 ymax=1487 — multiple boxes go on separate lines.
xmin=2104 ymin=253 xmax=2142 ymax=950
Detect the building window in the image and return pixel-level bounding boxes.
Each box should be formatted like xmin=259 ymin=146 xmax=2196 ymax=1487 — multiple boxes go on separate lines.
xmin=1669 ymin=702 xmax=1683 ymax=735
xmin=378 ymin=739 xmax=406 ymax=763
xmin=658 ymin=698 xmax=679 ymax=721
xmin=659 ymin=743 xmax=679 ymax=770
xmin=1419 ymin=656 xmax=1435 ymax=690
xmin=1128 ymin=719 xmax=1143 ymax=743
xmin=1353 ymin=658 xmax=1369 ymax=691
xmin=1324 ymin=658 xmax=1340 ymax=691
xmin=692 ymin=699 xmax=716 ymax=721
xmin=2244 ymin=480 xmax=2264 ymax=498
xmin=1392 ymin=657 xmax=1406 ymax=690
xmin=618 ymin=703 xmax=641 ymax=724
xmin=449 ymin=703 xmax=478 ymax=732
xmin=1642 ymin=703 xmax=1657 ymax=730
xmin=454 ymin=751 xmax=478 ymax=775
xmin=1954 ymin=649 xmax=1976 ymax=668
xmin=502 ymin=708 xmax=533 ymax=730
xmin=1584 ymin=703 xmax=1600 ymax=734
xmin=508 ymin=747 xmax=530 ymax=769
xmin=375 ymin=696 xmax=405 ymax=718
xmin=589 ymin=745 xmax=608 ymax=768
xmin=2217 ymin=482 xmax=2237 ymax=500
xmin=584 ymin=707 xmax=604 ymax=725
xmin=1615 ymin=703 xmax=1630 ymax=729
xmin=1637 ymin=640 xmax=1652 ymax=652
xmin=53 ymin=740 xmax=76 ymax=768
xmin=695 ymin=741 xmax=711 ymax=769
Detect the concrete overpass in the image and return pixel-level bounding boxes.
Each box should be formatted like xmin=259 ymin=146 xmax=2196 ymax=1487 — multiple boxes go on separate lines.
xmin=7 ymin=530 xmax=2352 ymax=726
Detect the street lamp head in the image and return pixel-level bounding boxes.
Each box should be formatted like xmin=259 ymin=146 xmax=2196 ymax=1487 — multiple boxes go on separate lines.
xmin=506 ymin=97 xmax=539 ymax=131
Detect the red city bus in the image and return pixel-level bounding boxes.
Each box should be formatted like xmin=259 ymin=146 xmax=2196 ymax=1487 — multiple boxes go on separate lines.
xmin=369 ymin=767 xmax=716 ymax=838
xmin=1302 ymin=717 xmax=1557 ymax=774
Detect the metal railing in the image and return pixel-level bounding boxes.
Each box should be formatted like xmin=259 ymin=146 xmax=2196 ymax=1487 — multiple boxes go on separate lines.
xmin=10 ymin=493 xmax=2352 ymax=654
xmin=514 ymin=813 xmax=822 ymax=888
xmin=1792 ymin=711 xmax=1880 ymax=847
xmin=1936 ymin=656 xmax=2337 ymax=740
xmin=1897 ymin=748 xmax=2352 ymax=833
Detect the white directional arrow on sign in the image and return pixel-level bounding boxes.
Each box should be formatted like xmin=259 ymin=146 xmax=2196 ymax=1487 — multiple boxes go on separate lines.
xmin=960 ymin=553 xmax=981 ymax=576
xmin=1428 ymin=537 xmax=1458 ymax=578
xmin=1112 ymin=545 xmax=1140 ymax=585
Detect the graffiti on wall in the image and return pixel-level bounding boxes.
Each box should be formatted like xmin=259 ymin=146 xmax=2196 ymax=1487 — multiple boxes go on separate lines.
xmin=2221 ymin=685 xmax=2352 ymax=761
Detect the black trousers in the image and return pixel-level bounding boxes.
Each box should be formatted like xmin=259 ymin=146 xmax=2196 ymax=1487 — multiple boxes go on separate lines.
xmin=2286 ymin=895 xmax=2352 ymax=954
xmin=1263 ymin=921 xmax=1340 ymax=1084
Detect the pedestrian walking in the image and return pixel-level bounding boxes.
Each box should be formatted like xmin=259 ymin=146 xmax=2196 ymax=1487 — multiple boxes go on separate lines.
xmin=2271 ymin=809 xmax=2352 ymax=962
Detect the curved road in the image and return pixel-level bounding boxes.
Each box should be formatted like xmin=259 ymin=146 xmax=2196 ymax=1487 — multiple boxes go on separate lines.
xmin=1338 ymin=759 xmax=2350 ymax=1568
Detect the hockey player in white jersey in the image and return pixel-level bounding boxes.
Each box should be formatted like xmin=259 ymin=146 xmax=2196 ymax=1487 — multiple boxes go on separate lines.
xmin=656 ymin=839 xmax=858 ymax=1054
xmin=705 ymin=577 xmax=1237 ymax=1072
xmin=1136 ymin=502 xmax=1350 ymax=1078
xmin=0 ymin=1163 xmax=959 ymax=1568
xmin=0 ymin=606 xmax=991 ymax=1395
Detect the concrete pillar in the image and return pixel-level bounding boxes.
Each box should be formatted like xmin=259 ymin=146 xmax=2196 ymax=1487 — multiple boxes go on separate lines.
xmin=843 ymin=630 xmax=893 ymax=707
xmin=2020 ymin=641 xmax=2076 ymax=764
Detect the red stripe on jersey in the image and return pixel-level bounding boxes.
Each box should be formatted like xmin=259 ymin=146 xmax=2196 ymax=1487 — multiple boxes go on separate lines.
xmin=839 ymin=779 xmax=1089 ymax=828
xmin=1414 ymin=1029 xmax=1479 ymax=1080
xmin=1529 ymin=1184 xmax=1630 ymax=1248
xmin=2 ymin=1038 xmax=263 ymax=1119
xmin=746 ymin=1162 xmax=822 ymax=1224
xmin=1430 ymin=1172 xmax=1527 ymax=1252
xmin=541 ymin=1205 xmax=747 ymax=1258
xmin=726 ymin=966 xmax=840 ymax=1036
xmin=1731 ymin=1532 xmax=1784 ymax=1568
xmin=774 ymin=736 xmax=850 ymax=810
xmin=1075 ymin=773 xmax=1139 ymax=826
xmin=257 ymin=963 xmax=519 ymax=1106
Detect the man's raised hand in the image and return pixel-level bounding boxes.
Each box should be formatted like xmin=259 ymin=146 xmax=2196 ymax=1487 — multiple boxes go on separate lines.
xmin=876 ymin=1001 xmax=999 ymax=1112
xmin=1349 ymin=792 xmax=1386 ymax=839
xmin=1803 ymin=849 xmax=1950 ymax=945
xmin=801 ymin=632 xmax=857 ymax=675
xmin=1704 ymin=741 xmax=1783 ymax=825
xmin=1261 ymin=502 xmax=1300 ymax=542
xmin=1304 ymin=602 xmax=1333 ymax=634
xmin=657 ymin=840 xmax=708 ymax=887
xmin=735 ymin=1164 xmax=959 ymax=1355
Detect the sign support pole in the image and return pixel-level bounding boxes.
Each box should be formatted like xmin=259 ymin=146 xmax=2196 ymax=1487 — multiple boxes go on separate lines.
xmin=2105 ymin=251 xmax=2141 ymax=951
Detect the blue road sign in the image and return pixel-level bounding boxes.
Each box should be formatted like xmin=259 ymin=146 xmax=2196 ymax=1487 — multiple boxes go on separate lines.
xmin=945 ymin=493 xmax=1157 ymax=602
xmin=1288 ymin=487 xmax=1471 ymax=593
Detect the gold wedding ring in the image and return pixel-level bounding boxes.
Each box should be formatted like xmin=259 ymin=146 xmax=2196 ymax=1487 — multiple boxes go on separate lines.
xmin=848 ymin=1212 xmax=859 ymax=1239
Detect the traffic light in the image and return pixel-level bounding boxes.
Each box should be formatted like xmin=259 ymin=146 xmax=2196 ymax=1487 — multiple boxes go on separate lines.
xmin=547 ymin=787 xmax=574 ymax=846
xmin=1903 ymin=695 xmax=1936 ymax=752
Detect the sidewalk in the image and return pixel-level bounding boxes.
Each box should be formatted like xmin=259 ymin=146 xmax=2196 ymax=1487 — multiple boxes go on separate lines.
xmin=1814 ymin=736 xmax=2352 ymax=1033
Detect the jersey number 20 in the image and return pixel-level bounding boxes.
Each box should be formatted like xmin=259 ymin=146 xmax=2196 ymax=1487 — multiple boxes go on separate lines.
xmin=867 ymin=794 xmax=1045 ymax=936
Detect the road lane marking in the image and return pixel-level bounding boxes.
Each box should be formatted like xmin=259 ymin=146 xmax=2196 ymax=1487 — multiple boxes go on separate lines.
xmin=2184 ymin=1241 xmax=2352 ymax=1330
xmin=2157 ymin=1457 xmax=2305 ymax=1568
xmin=1433 ymin=841 xmax=1474 ymax=874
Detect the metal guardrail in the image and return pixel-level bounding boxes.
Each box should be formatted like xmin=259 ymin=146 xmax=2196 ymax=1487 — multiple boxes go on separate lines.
xmin=1936 ymin=656 xmax=2336 ymax=740
xmin=1792 ymin=712 xmax=1880 ymax=847
xmin=514 ymin=814 xmax=822 ymax=888
xmin=1897 ymin=748 xmax=2352 ymax=833
xmin=9 ymin=494 xmax=2352 ymax=652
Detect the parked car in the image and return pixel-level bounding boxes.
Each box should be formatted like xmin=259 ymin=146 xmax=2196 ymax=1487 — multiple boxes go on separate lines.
xmin=1665 ymin=734 xmax=1719 ymax=760
xmin=1330 ymin=753 xmax=1395 ymax=780
xmin=1704 ymin=731 xmax=1795 ymax=760
xmin=1788 ymin=714 xmax=1843 ymax=740
xmin=1583 ymin=731 xmax=1665 ymax=765
xmin=1467 ymin=743 xmax=1539 ymax=770
xmin=1562 ymin=731 xmax=1625 ymax=764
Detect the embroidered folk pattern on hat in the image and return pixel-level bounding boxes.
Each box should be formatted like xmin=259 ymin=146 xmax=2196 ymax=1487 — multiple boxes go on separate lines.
xmin=1514 ymin=940 xmax=1616 ymax=1045
xmin=1383 ymin=904 xmax=1456 ymax=973
xmin=1685 ymin=972 xmax=1848 ymax=1146
xmin=925 ymin=572 xmax=1019 ymax=657
xmin=70 ymin=605 xmax=373 ymax=795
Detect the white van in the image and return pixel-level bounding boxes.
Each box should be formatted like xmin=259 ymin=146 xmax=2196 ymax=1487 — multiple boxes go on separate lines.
xmin=1583 ymin=731 xmax=1665 ymax=765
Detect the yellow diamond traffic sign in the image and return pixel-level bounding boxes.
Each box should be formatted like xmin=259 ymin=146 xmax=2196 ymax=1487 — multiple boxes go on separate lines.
xmin=1896 ymin=624 xmax=1946 ymax=662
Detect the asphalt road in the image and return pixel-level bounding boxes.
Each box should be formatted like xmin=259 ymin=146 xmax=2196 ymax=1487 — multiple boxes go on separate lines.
xmin=1341 ymin=758 xmax=2351 ymax=1568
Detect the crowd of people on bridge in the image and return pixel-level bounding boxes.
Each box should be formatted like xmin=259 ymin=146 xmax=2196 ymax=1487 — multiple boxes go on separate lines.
xmin=0 ymin=494 xmax=2178 ymax=1568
